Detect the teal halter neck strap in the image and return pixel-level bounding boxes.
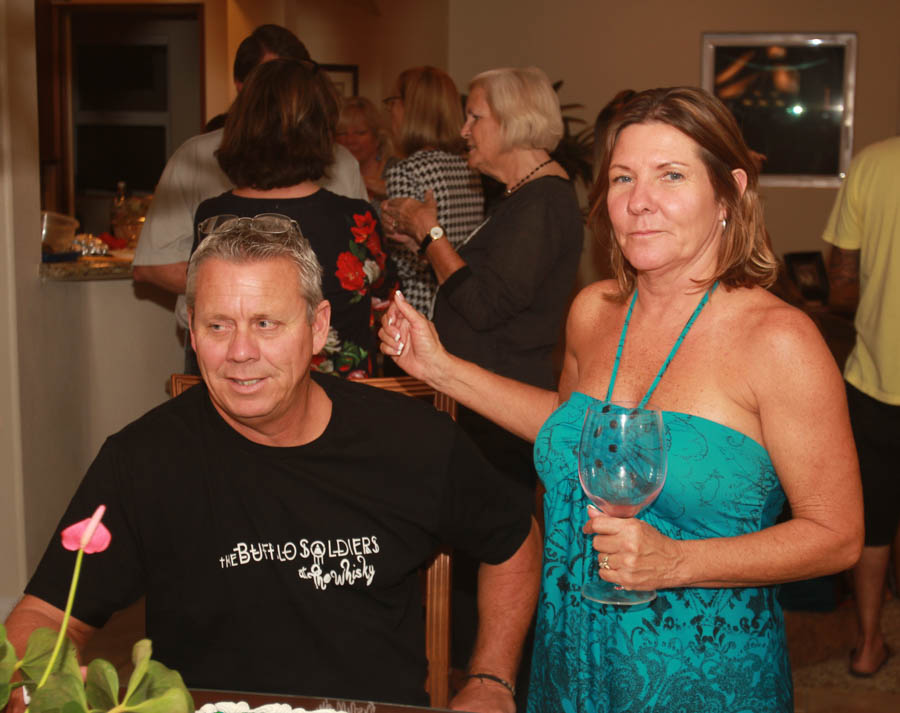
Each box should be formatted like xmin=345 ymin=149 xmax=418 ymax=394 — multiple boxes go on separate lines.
xmin=604 ymin=281 xmax=720 ymax=407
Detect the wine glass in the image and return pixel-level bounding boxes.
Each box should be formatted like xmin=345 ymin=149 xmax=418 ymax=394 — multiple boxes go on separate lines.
xmin=578 ymin=403 xmax=668 ymax=605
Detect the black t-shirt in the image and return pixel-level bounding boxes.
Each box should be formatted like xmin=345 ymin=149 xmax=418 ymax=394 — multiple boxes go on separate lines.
xmin=193 ymin=190 xmax=395 ymax=377
xmin=26 ymin=374 xmax=532 ymax=704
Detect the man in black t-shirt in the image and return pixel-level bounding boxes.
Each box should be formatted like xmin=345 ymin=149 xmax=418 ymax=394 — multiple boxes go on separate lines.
xmin=5 ymin=221 xmax=539 ymax=713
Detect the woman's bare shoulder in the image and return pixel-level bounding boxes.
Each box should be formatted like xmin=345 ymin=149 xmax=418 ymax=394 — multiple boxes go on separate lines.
xmin=737 ymin=287 xmax=821 ymax=337
xmin=727 ymin=287 xmax=835 ymax=376
xmin=564 ymin=280 xmax=625 ymax=352
xmin=569 ymin=279 xmax=621 ymax=319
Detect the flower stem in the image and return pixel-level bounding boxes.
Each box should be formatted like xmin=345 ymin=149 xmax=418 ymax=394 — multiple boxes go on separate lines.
xmin=36 ymin=548 xmax=84 ymax=689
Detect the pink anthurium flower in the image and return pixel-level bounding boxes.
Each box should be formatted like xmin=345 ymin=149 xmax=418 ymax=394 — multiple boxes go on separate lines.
xmin=35 ymin=505 xmax=112 ymax=692
xmin=60 ymin=505 xmax=111 ymax=553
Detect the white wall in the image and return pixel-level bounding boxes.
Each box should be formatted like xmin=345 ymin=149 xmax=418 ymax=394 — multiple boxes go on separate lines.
xmin=447 ymin=0 xmax=900 ymax=283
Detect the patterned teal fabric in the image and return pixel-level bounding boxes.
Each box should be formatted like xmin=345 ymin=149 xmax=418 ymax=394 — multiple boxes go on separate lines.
xmin=529 ymin=394 xmax=792 ymax=713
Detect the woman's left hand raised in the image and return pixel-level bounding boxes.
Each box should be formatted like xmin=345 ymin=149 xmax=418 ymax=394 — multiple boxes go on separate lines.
xmin=583 ymin=505 xmax=686 ymax=591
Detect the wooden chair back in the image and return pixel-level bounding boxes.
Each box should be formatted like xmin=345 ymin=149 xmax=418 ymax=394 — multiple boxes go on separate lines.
xmin=169 ymin=374 xmax=454 ymax=708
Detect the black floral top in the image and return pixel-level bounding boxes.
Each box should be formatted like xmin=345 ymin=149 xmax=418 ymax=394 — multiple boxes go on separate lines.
xmin=193 ymin=189 xmax=396 ymax=378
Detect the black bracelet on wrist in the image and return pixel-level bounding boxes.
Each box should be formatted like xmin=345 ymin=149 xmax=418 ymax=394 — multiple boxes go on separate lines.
xmin=466 ymin=672 xmax=516 ymax=697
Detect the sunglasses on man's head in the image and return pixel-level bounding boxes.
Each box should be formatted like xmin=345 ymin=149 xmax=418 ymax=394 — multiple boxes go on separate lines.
xmin=197 ymin=213 xmax=300 ymax=239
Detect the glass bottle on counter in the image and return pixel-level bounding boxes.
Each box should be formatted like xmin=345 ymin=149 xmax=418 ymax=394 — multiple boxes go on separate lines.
xmin=110 ymin=180 xmax=127 ymax=232
xmin=110 ymin=180 xmax=143 ymax=249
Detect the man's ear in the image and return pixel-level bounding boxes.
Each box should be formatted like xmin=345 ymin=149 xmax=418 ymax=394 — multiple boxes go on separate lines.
xmin=188 ymin=309 xmax=196 ymax=352
xmin=311 ymin=300 xmax=331 ymax=355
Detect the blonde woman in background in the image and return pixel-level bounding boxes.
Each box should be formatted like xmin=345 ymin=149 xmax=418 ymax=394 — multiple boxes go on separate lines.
xmin=382 ymin=66 xmax=484 ymax=317
xmin=336 ymin=97 xmax=394 ymax=202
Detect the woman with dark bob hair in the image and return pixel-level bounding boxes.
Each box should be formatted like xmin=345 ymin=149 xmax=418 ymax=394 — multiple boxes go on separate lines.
xmin=193 ymin=59 xmax=394 ymax=378
xmin=380 ymin=86 xmax=862 ymax=712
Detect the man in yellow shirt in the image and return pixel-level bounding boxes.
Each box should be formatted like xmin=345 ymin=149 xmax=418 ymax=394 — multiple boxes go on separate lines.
xmin=823 ymin=135 xmax=900 ymax=676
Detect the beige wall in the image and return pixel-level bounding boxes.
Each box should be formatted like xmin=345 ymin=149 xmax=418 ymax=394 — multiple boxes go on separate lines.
xmin=0 ymin=0 xmax=34 ymax=617
xmin=288 ymin=0 xmax=449 ymax=104
xmin=448 ymin=0 xmax=900 ymax=282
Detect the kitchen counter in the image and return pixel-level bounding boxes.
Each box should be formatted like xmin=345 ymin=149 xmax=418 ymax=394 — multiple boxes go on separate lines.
xmin=40 ymin=252 xmax=134 ymax=281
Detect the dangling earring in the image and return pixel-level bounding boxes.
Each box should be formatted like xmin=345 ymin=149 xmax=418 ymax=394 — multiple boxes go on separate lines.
xmin=721 ymin=218 xmax=727 ymax=230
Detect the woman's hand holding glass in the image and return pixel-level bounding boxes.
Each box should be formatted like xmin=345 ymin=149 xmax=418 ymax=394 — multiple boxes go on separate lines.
xmin=578 ymin=405 xmax=671 ymax=604
xmin=380 ymin=189 xmax=439 ymax=251
xmin=582 ymin=505 xmax=686 ymax=596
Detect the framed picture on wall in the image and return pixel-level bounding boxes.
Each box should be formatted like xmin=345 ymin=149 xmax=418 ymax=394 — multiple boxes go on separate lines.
xmin=321 ymin=64 xmax=359 ymax=98
xmin=784 ymin=251 xmax=829 ymax=302
xmin=701 ymin=33 xmax=857 ymax=187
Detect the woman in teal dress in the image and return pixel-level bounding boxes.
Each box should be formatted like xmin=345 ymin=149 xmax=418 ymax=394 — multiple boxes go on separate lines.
xmin=379 ymin=87 xmax=863 ymax=713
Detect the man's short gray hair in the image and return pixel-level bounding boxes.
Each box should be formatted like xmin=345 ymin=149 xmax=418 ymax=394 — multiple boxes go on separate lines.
xmin=186 ymin=221 xmax=324 ymax=323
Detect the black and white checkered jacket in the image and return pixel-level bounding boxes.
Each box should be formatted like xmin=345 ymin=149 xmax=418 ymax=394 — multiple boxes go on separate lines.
xmin=385 ymin=149 xmax=484 ymax=316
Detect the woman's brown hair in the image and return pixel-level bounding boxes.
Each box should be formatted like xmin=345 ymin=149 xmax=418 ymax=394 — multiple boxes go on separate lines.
xmin=589 ymin=86 xmax=778 ymax=299
xmin=394 ymin=66 xmax=466 ymax=158
xmin=216 ymin=58 xmax=339 ymax=189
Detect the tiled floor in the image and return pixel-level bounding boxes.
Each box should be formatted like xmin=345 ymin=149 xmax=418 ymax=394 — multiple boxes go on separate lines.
xmin=85 ymin=594 xmax=900 ymax=711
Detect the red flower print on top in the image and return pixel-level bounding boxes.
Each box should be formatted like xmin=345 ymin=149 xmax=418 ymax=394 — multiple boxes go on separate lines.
xmin=335 ymin=251 xmax=366 ymax=292
xmin=350 ymin=211 xmax=377 ymax=243
xmin=365 ymin=231 xmax=387 ymax=271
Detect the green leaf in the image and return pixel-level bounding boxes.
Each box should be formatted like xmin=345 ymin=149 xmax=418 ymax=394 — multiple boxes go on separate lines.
xmin=85 ymin=658 xmax=119 ymax=710
xmin=348 ymin=240 xmax=368 ymax=261
xmin=19 ymin=628 xmax=57 ymax=682
xmin=27 ymin=671 xmax=87 ymax=713
xmin=0 ymin=681 xmax=10 ymax=710
xmin=121 ymin=661 xmax=192 ymax=713
xmin=20 ymin=628 xmax=81 ymax=687
xmin=121 ymin=686 xmax=193 ymax=713
xmin=0 ymin=624 xmax=18 ymax=684
xmin=123 ymin=639 xmax=152 ymax=702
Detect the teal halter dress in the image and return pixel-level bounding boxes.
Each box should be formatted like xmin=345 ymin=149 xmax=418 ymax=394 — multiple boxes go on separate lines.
xmin=529 ymin=285 xmax=792 ymax=713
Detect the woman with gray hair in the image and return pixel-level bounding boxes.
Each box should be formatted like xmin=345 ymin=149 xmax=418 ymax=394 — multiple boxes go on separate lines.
xmin=382 ymin=66 xmax=583 ymax=699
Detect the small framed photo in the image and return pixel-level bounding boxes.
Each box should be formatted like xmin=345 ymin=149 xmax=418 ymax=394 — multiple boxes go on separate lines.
xmin=321 ymin=64 xmax=359 ymax=98
xmin=784 ymin=251 xmax=829 ymax=303
xmin=701 ymin=33 xmax=857 ymax=187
